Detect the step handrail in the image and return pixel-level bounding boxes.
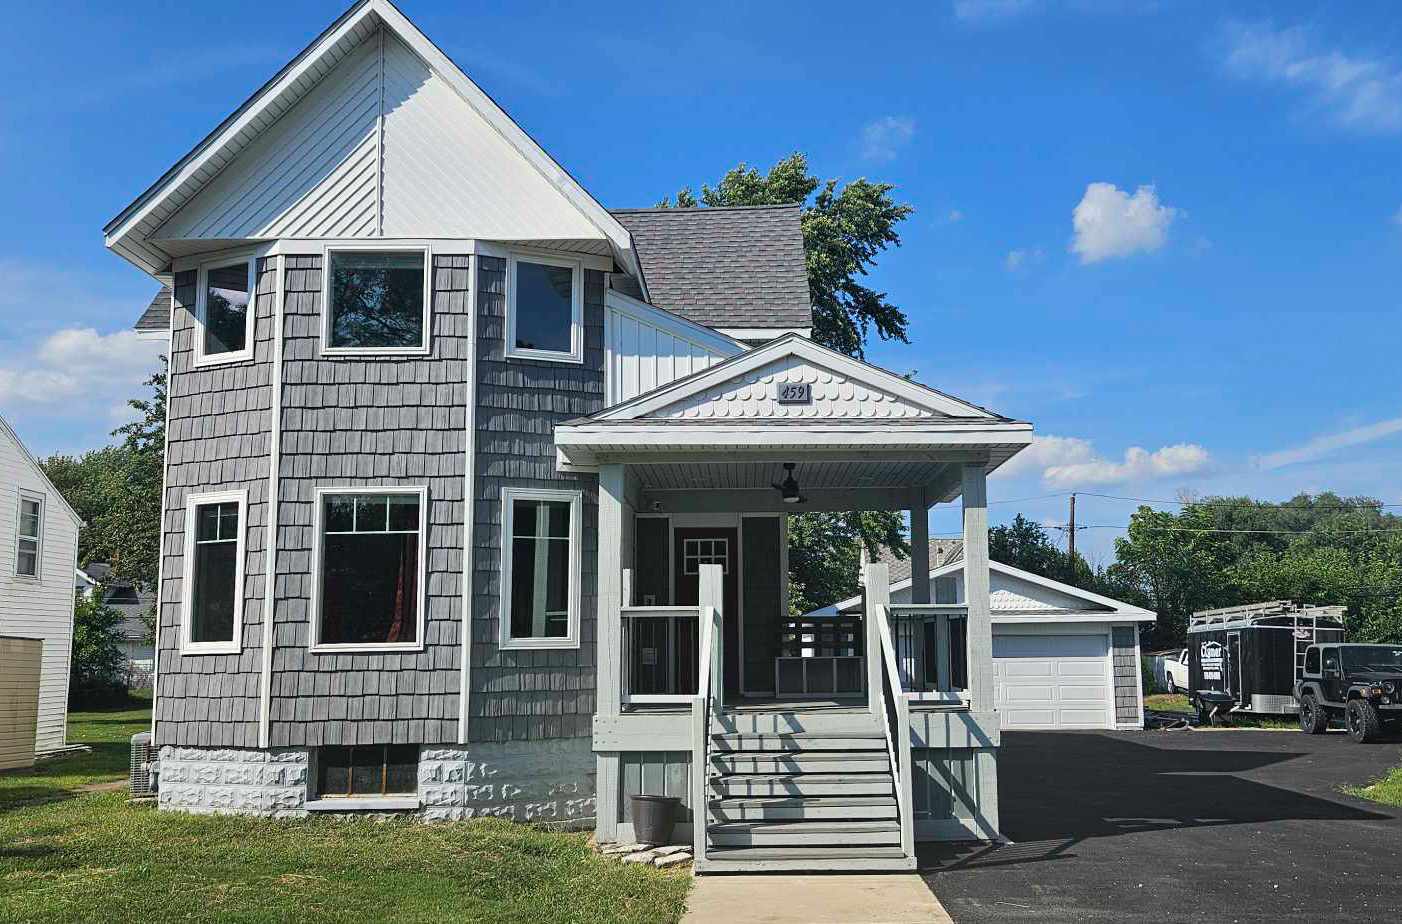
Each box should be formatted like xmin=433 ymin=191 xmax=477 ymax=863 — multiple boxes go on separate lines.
xmin=873 ymin=602 xmax=916 ymax=859
xmin=691 ymin=603 xmax=719 ymax=865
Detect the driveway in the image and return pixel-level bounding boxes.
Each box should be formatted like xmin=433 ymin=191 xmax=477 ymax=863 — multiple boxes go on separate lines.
xmin=919 ymin=729 xmax=1402 ymax=922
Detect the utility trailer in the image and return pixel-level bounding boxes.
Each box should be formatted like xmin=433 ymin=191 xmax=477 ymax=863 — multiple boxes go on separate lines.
xmin=1187 ymin=601 xmax=1345 ymax=721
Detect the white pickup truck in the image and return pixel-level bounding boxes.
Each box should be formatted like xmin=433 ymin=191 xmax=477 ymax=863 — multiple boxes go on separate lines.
xmin=1163 ymin=648 xmax=1189 ymax=693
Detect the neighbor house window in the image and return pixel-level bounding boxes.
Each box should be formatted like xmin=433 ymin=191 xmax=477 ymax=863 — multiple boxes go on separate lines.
xmin=196 ymin=258 xmax=255 ymax=363
xmin=317 ymin=745 xmax=418 ymax=797
xmin=324 ymin=250 xmax=429 ymax=352
xmin=506 ymin=254 xmax=582 ymax=362
xmin=15 ymin=492 xmax=42 ymax=577
xmin=182 ymin=490 xmax=245 ymax=652
xmin=500 ymin=488 xmax=580 ymax=648
xmin=315 ymin=489 xmax=424 ymax=649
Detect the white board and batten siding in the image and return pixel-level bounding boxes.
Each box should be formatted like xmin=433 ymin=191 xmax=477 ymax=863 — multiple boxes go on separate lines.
xmin=0 ymin=417 xmax=82 ymax=754
xmin=604 ymin=289 xmax=742 ymax=407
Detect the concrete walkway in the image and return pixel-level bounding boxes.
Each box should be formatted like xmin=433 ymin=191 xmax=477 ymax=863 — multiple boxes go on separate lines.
xmin=681 ymin=874 xmax=952 ymax=924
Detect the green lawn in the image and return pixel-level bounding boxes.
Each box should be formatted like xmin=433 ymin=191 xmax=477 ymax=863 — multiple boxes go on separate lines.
xmin=0 ymin=700 xmax=691 ymax=924
xmin=1144 ymin=693 xmax=1298 ymax=729
xmin=1346 ymin=765 xmax=1402 ymax=807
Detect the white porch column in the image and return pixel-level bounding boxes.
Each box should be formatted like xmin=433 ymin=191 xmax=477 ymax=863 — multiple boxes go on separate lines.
xmin=598 ymin=464 xmax=625 ymax=718
xmin=865 ymin=562 xmax=890 ymax=714
xmin=962 ymin=462 xmax=994 ymax=710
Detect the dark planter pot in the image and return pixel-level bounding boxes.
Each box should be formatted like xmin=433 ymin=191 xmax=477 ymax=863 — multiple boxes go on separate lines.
xmin=630 ymin=794 xmax=680 ymax=845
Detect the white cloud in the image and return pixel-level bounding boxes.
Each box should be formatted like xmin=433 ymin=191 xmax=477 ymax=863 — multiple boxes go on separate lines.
xmin=1255 ymin=415 xmax=1402 ymax=471
xmin=1004 ymin=246 xmax=1043 ymax=271
xmin=859 ymin=116 xmax=916 ymax=163
xmin=947 ymin=209 xmax=965 ymax=223
xmin=1221 ymin=21 xmax=1402 ymax=134
xmin=0 ymin=327 xmax=164 ymax=417
xmin=1070 ymin=182 xmax=1178 ymax=264
xmin=998 ymin=434 xmax=1211 ymax=486
xmin=952 ymin=0 xmax=1038 ymax=23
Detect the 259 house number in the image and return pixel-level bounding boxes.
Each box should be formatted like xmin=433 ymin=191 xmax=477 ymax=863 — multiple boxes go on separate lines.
xmin=776 ymin=383 xmax=812 ymax=404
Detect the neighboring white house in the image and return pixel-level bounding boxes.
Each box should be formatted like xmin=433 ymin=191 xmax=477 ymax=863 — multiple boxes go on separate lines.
xmin=0 ymin=415 xmax=82 ymax=754
xmin=812 ymin=540 xmax=1156 ymax=731
xmin=80 ymin=562 xmax=157 ymax=688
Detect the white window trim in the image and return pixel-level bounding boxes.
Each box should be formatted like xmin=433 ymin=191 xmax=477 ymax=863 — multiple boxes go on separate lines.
xmin=499 ymin=487 xmax=582 ymax=651
xmin=505 ymin=251 xmax=584 ymax=364
xmin=309 ymin=485 xmax=428 ymax=654
xmin=192 ymin=256 xmax=257 ymax=367
xmin=180 ymin=489 xmax=247 ymax=655
xmin=319 ymin=244 xmax=433 ymax=357
xmin=14 ymin=489 xmax=43 ymax=580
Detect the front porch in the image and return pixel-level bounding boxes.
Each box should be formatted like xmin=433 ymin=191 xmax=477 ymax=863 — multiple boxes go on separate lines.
xmin=556 ymin=335 xmax=1032 ymax=872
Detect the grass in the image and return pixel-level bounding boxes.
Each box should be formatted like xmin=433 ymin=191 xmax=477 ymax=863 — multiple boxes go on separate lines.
xmin=1143 ymin=693 xmax=1298 ymax=729
xmin=0 ymin=700 xmax=691 ymax=924
xmin=1345 ymin=765 xmax=1402 ymax=807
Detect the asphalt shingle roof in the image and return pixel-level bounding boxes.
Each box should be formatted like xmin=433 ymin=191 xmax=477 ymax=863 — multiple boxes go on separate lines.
xmin=879 ymin=539 xmax=965 ymax=587
xmin=611 ymin=204 xmax=812 ymax=332
xmin=135 ymin=286 xmax=171 ymax=332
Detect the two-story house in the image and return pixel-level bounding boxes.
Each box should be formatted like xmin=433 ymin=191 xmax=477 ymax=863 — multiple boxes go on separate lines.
xmin=106 ymin=0 xmax=1034 ymax=871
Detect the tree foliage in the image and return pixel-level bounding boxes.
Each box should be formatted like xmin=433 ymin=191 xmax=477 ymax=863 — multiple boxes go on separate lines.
xmin=69 ymin=592 xmax=129 ymax=706
xmin=787 ymin=511 xmax=909 ymax=618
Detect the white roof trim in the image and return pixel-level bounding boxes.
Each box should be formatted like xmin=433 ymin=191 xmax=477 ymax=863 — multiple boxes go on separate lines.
xmin=604 ymin=288 xmax=746 ymax=358
xmin=589 ymin=333 xmax=1004 ymax=422
xmin=718 ymin=327 xmax=813 ymax=340
xmin=104 ymin=0 xmax=643 ymax=288
xmin=818 ymin=558 xmax=1155 ymax=621
xmin=0 ymin=414 xmax=84 ymax=527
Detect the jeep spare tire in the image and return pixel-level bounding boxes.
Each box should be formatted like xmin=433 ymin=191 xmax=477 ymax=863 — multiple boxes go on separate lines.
xmin=1346 ymin=699 xmax=1383 ymax=743
xmin=1299 ymin=694 xmax=1329 ymax=735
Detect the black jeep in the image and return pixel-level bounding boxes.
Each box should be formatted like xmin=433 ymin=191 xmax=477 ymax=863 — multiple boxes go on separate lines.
xmin=1295 ymin=643 xmax=1402 ymax=742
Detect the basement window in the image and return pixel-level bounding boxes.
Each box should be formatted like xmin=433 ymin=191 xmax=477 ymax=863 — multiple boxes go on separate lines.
xmin=314 ymin=489 xmax=425 ymax=651
xmin=195 ymin=258 xmax=256 ymax=365
xmin=505 ymin=253 xmax=582 ymax=363
xmin=323 ymin=249 xmax=429 ymax=353
xmin=317 ymin=745 xmax=418 ymax=797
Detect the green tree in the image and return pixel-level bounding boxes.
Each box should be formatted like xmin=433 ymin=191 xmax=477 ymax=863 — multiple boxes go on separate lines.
xmin=41 ymin=446 xmax=132 ymax=567
xmin=69 ymin=592 xmax=128 ymax=706
xmin=663 ymin=155 xmax=916 ymax=611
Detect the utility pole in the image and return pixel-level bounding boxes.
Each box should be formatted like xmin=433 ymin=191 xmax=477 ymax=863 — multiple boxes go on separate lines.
xmin=1067 ymin=492 xmax=1076 ymax=578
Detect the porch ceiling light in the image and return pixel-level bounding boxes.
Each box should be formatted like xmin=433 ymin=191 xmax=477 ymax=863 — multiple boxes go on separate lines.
xmin=773 ymin=463 xmax=806 ymax=505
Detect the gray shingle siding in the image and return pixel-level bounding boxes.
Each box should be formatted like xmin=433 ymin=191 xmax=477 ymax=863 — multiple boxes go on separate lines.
xmin=468 ymin=256 xmax=603 ymax=743
xmin=155 ymin=261 xmax=276 ymax=748
xmin=268 ymin=254 xmax=469 ymax=748
xmin=136 ymin=286 xmax=172 ymax=332
xmin=1111 ymin=625 xmax=1141 ymax=725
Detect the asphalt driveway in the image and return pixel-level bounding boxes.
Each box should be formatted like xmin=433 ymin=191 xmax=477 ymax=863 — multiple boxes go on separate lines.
xmin=919 ymin=729 xmax=1402 ymax=922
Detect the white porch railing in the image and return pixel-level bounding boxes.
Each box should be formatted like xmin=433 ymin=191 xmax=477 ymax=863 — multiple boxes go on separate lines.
xmin=620 ymin=605 xmax=702 ymax=706
xmin=691 ymin=564 xmax=723 ymax=867
xmin=887 ymin=603 xmax=970 ymax=706
xmin=866 ymin=563 xmax=916 ymax=859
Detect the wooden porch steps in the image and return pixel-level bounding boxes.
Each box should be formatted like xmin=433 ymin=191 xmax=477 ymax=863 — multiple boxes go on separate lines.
xmin=699 ymin=710 xmax=914 ymax=872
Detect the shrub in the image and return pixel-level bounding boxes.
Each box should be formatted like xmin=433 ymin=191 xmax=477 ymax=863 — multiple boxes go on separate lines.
xmin=69 ymin=592 xmax=130 ymax=707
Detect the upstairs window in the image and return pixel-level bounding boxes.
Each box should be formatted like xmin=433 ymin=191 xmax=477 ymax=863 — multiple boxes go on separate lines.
xmin=500 ymin=488 xmax=580 ymax=649
xmin=15 ymin=492 xmax=42 ymax=578
xmin=506 ymin=254 xmax=582 ymax=363
xmin=325 ymin=250 xmax=428 ymax=353
xmin=196 ymin=258 xmax=255 ymax=364
xmin=315 ymin=489 xmax=424 ymax=650
xmin=182 ymin=491 xmax=245 ymax=653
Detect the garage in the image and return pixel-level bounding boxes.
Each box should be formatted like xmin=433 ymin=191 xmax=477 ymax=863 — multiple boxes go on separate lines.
xmin=993 ymin=631 xmax=1113 ymax=730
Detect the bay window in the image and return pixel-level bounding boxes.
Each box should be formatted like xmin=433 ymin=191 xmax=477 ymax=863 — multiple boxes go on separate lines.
xmin=505 ymin=253 xmax=582 ymax=363
xmin=500 ymin=488 xmax=581 ymax=649
xmin=182 ymin=490 xmax=245 ymax=652
xmin=324 ymin=249 xmax=429 ymax=353
xmin=314 ymin=488 xmax=425 ymax=650
xmin=196 ymin=258 xmax=255 ymax=364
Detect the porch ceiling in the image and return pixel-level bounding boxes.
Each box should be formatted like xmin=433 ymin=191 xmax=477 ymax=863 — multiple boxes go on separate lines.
xmin=633 ymin=459 xmax=945 ymax=492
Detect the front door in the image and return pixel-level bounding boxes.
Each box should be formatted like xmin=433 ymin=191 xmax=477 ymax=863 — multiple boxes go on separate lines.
xmin=674 ymin=528 xmax=740 ymax=697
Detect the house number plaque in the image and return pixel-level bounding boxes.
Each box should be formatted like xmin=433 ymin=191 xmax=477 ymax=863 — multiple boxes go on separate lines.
xmin=776 ymin=383 xmax=812 ymax=404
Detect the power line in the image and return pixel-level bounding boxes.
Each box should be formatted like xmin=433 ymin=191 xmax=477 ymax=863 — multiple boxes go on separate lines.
xmin=988 ymin=491 xmax=1071 ymax=507
xmin=1068 ymin=524 xmax=1402 ymax=535
xmin=1075 ymin=491 xmax=1402 ymax=511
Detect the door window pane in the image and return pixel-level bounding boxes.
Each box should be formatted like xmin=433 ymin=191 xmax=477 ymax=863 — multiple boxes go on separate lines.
xmin=508 ymin=498 xmax=572 ymax=639
xmin=190 ymin=501 xmax=239 ymax=644
xmin=204 ymin=262 xmax=251 ymax=355
xmin=328 ymin=251 xmax=425 ymax=349
xmin=320 ymin=493 xmax=420 ymax=645
xmin=513 ymin=260 xmax=574 ymax=354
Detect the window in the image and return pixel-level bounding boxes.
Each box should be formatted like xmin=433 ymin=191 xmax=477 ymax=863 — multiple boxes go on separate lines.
xmin=196 ymin=258 xmax=255 ymax=363
xmin=324 ymin=250 xmax=428 ymax=352
xmin=1323 ymin=648 xmax=1340 ymax=673
xmin=15 ymin=493 xmax=41 ymax=577
xmin=317 ymin=745 xmax=418 ymax=797
xmin=500 ymin=488 xmax=581 ymax=649
xmin=181 ymin=491 xmax=245 ymax=652
xmin=682 ymin=538 xmax=729 ymax=575
xmin=1305 ymin=647 xmax=1320 ymax=675
xmin=315 ymin=489 xmax=425 ymax=649
xmin=104 ymin=584 xmax=141 ymax=605
xmin=506 ymin=254 xmax=582 ymax=362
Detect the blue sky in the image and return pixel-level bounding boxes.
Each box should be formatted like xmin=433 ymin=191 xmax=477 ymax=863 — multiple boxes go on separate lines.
xmin=1 ymin=0 xmax=1399 ymax=560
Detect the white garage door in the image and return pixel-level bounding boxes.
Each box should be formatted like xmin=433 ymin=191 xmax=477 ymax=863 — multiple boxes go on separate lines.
xmin=992 ymin=632 xmax=1111 ymax=730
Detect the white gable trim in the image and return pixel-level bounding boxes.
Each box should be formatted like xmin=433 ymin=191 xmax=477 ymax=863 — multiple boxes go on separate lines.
xmin=0 ymin=415 xmax=83 ymax=528
xmin=105 ymin=0 xmax=643 ymax=287
xmin=592 ymin=334 xmax=1000 ymax=422
xmin=822 ymin=558 xmax=1155 ymax=621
